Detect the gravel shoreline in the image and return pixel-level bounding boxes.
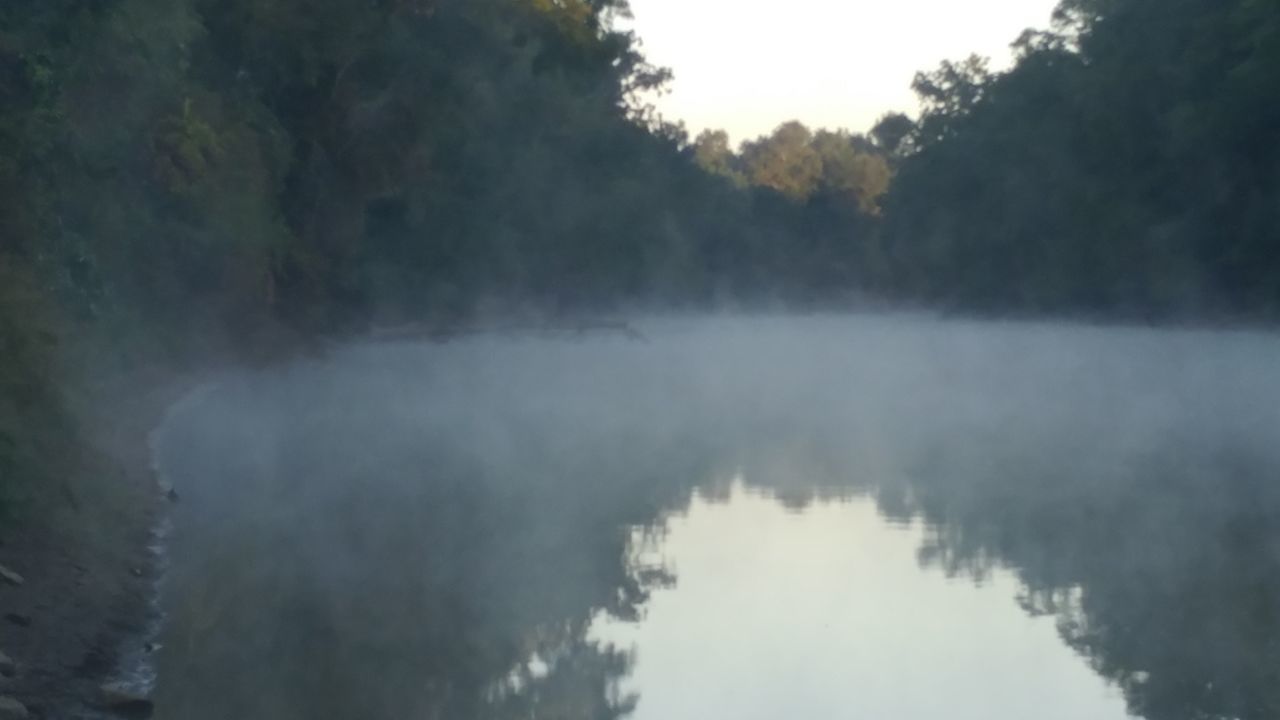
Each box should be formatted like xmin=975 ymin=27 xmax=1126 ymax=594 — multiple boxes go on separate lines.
xmin=0 ymin=372 xmax=198 ymax=719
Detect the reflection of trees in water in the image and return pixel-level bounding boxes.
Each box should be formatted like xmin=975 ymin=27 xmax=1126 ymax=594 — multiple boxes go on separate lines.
xmin=873 ymin=439 xmax=1280 ymax=720
xmin=714 ymin=411 xmax=1280 ymax=720
xmin=153 ymin=379 xmax=701 ymax=720
xmin=154 ymin=331 xmax=1280 ymax=720
xmin=484 ymin=629 xmax=637 ymax=720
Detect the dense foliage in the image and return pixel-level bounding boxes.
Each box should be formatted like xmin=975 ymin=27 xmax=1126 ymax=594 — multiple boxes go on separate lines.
xmin=0 ymin=0 xmax=883 ymax=507
xmin=882 ymin=0 xmax=1280 ymax=318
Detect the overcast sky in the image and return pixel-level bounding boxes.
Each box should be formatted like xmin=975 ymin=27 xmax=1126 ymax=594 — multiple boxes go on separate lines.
xmin=622 ymin=0 xmax=1062 ymax=143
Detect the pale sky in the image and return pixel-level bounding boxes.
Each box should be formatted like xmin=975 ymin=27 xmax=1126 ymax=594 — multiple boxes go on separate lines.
xmin=622 ymin=0 xmax=1062 ymax=143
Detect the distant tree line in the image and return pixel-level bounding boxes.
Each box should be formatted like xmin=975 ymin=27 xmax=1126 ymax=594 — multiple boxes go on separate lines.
xmin=688 ymin=0 xmax=1280 ymax=319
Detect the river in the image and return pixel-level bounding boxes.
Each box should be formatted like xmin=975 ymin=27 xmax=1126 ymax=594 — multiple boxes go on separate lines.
xmin=147 ymin=314 xmax=1280 ymax=719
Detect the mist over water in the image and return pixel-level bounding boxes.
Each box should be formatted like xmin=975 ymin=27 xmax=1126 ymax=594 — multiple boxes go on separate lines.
xmin=150 ymin=314 xmax=1280 ymax=719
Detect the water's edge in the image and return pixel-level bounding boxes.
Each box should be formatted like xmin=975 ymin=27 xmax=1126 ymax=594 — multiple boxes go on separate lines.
xmin=91 ymin=381 xmax=223 ymax=716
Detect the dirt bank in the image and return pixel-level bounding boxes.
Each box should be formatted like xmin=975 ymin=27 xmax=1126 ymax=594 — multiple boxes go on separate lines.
xmin=0 ymin=368 xmax=197 ymax=719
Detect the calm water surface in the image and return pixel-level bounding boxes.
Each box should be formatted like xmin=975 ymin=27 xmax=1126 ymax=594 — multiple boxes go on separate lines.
xmin=150 ymin=315 xmax=1280 ymax=719
xmin=593 ymin=486 xmax=1130 ymax=719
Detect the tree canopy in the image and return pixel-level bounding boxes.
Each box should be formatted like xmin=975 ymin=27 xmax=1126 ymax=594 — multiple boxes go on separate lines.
xmin=881 ymin=0 xmax=1280 ymax=318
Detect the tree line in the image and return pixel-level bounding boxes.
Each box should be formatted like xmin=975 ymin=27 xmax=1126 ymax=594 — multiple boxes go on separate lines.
xmin=880 ymin=0 xmax=1280 ymax=317
xmin=3 ymin=0 xmax=1280 ymax=505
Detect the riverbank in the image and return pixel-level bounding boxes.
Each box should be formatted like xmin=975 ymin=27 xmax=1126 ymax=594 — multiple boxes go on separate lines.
xmin=0 ymin=366 xmax=198 ymax=719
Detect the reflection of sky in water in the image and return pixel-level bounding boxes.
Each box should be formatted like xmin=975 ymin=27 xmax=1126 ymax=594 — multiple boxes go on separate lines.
xmin=594 ymin=481 xmax=1133 ymax=720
